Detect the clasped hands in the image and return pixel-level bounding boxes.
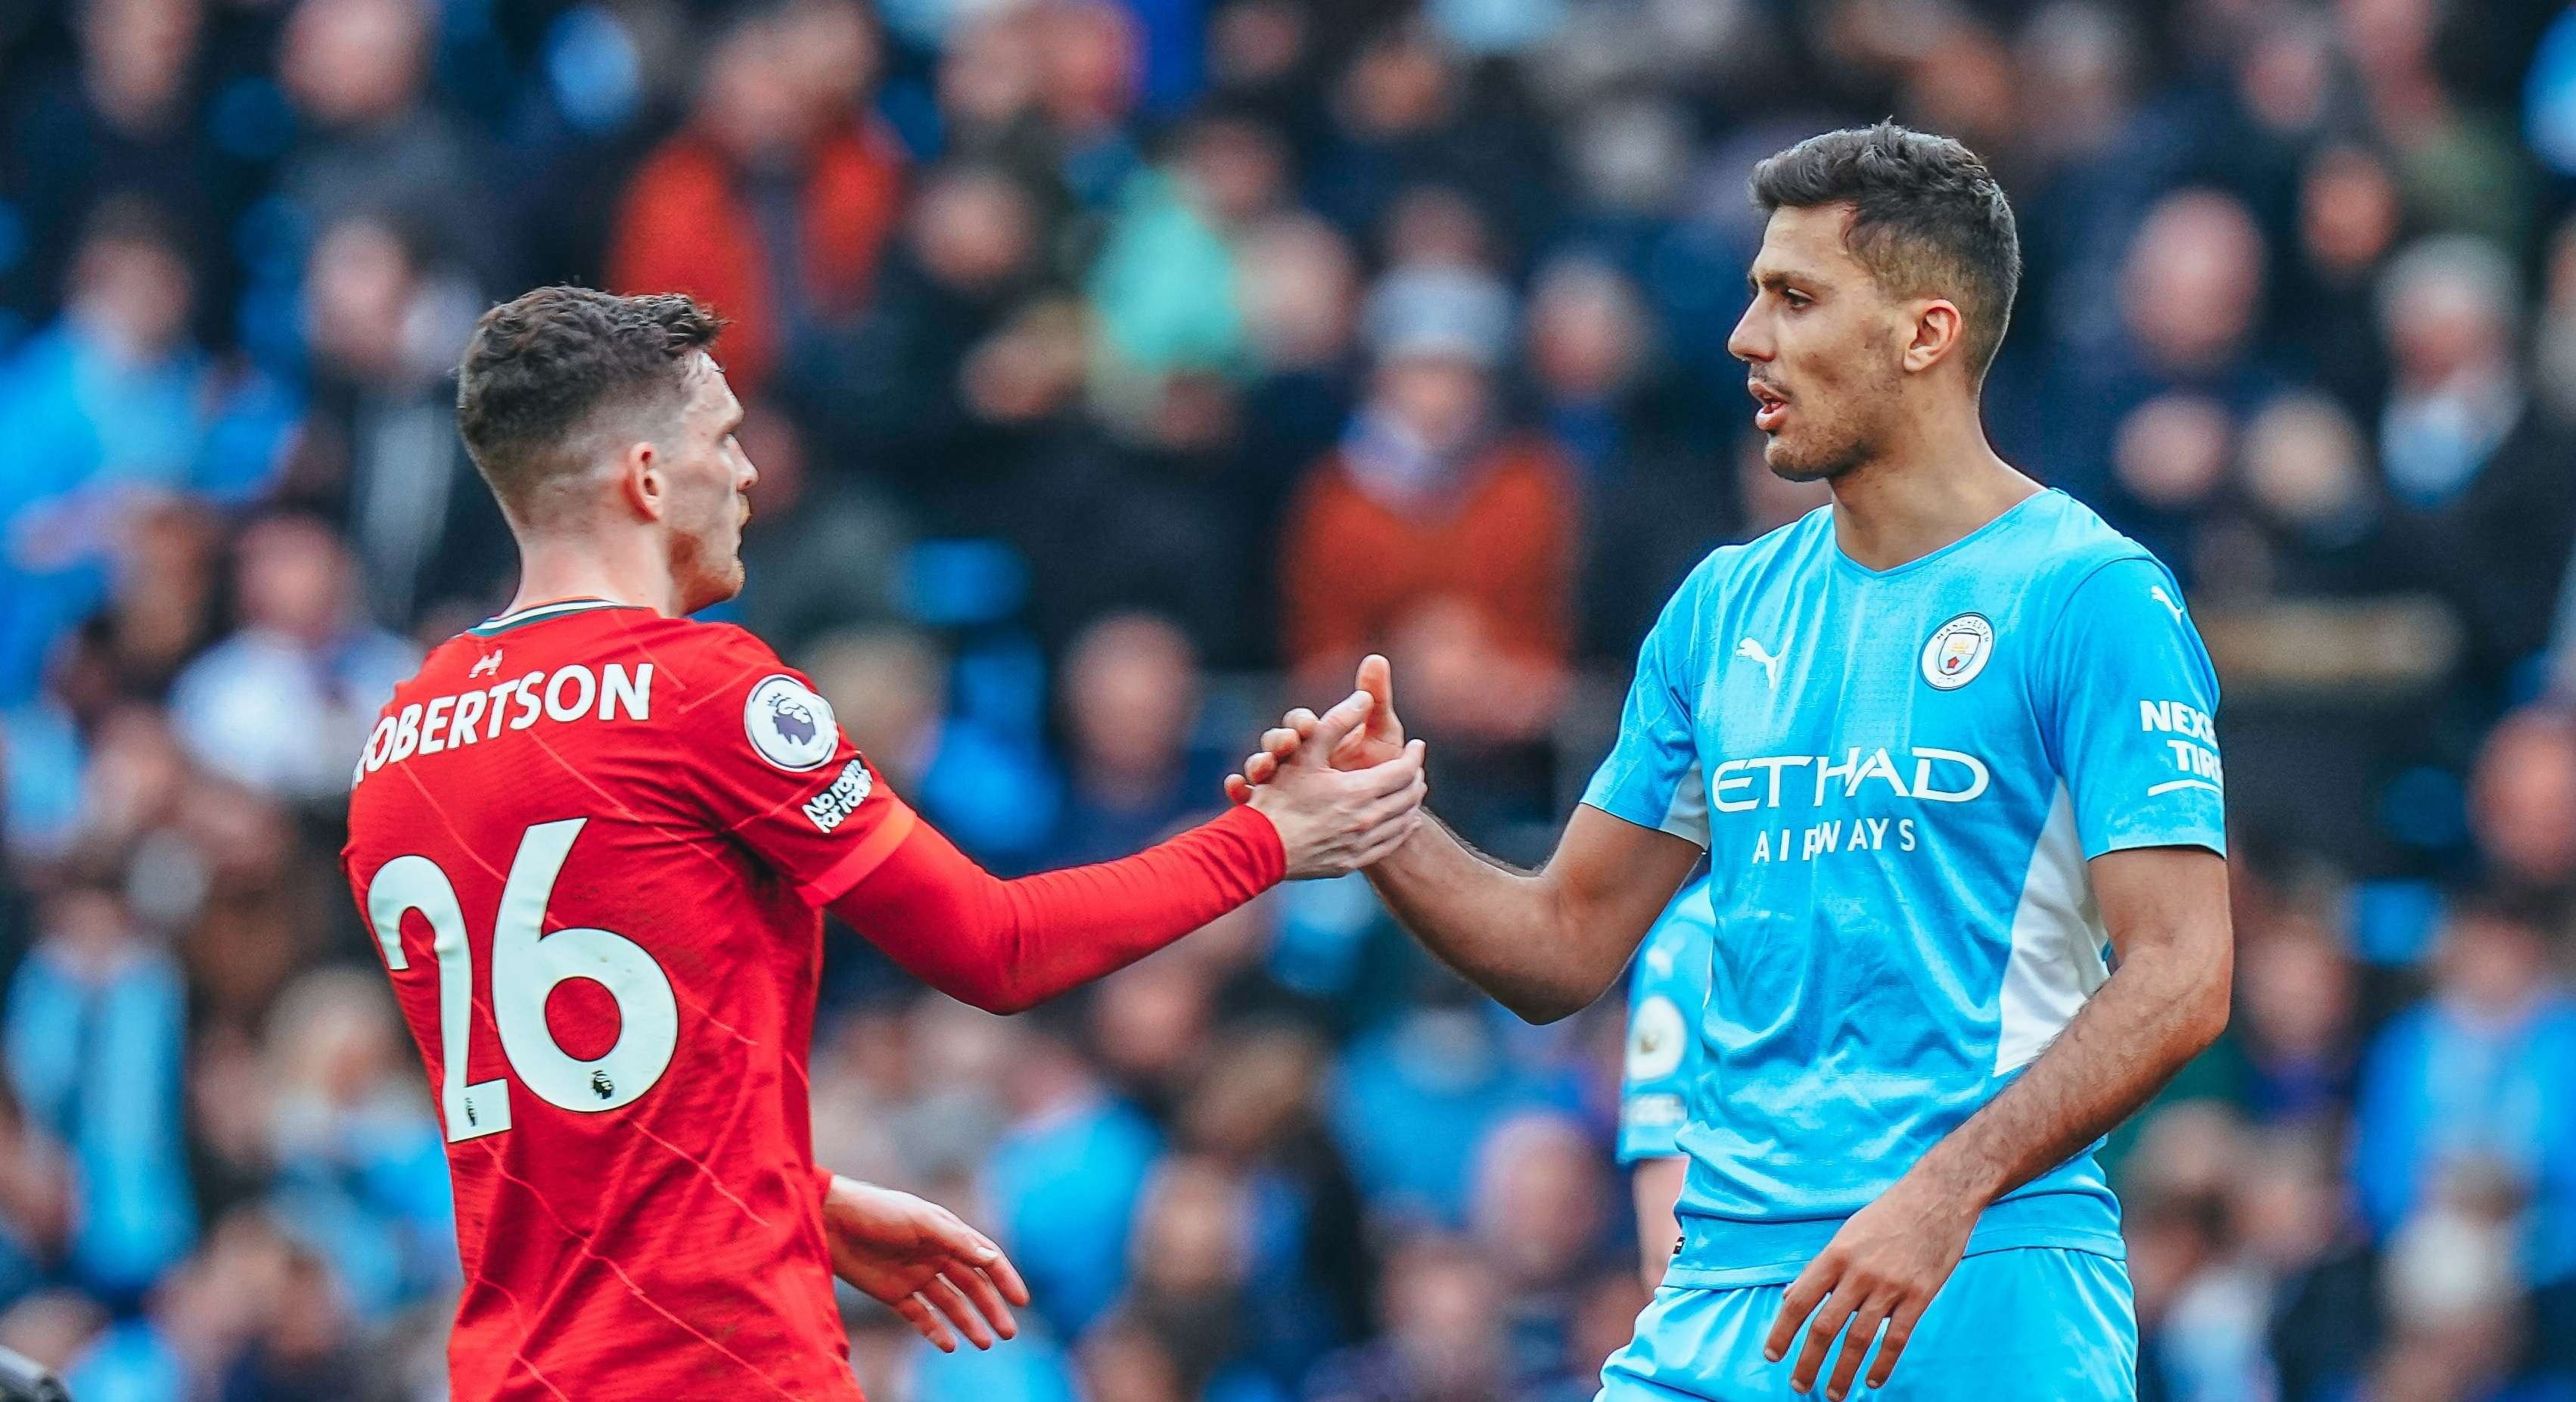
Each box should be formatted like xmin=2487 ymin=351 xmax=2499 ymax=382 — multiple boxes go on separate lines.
xmin=1227 ymin=654 xmax=1421 ymax=877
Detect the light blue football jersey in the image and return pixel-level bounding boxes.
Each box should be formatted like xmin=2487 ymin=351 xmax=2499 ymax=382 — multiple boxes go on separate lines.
xmin=1583 ymin=489 xmax=2225 ymax=1289
xmin=1620 ymin=877 xmax=1715 ymax=1165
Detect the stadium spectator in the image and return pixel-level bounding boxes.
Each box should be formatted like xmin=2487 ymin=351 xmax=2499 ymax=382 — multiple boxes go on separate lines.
xmin=1302 ymin=1233 xmax=1509 ymax=1402
xmin=255 ymin=968 xmax=451 ymax=1320
xmin=1039 ymin=614 xmax=1223 ymax=868
xmin=164 ymin=514 xmax=416 ymax=804
xmin=2376 ymin=238 xmax=2576 ymax=696
xmin=2468 ymin=706 xmax=2576 ymax=900
xmin=0 ymin=0 xmax=228 ymax=337
xmin=1466 ymin=1112 xmax=1608 ymax=1392
xmin=607 ymin=2 xmax=906 ymax=397
xmin=0 ymin=199 xmax=278 ymax=705
xmin=1101 ymin=1155 xmax=1285 ymax=1400
xmin=274 ymin=0 xmax=505 ymax=288
xmin=803 ymin=623 xmax=1064 ymax=866
xmin=1279 ymin=265 xmax=1575 ymax=719
xmin=271 ymin=214 xmax=504 ymax=630
xmin=984 ymin=1016 xmax=1161 ymax=1338
xmin=5 ymin=866 xmax=194 ymax=1304
xmin=2351 ymin=892 xmax=2576 ymax=1343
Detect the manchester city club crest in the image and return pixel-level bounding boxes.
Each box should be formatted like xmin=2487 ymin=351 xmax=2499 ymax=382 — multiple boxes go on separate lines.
xmin=744 ymin=674 xmax=841 ymax=771
xmin=1919 ymin=612 xmax=1995 ymax=690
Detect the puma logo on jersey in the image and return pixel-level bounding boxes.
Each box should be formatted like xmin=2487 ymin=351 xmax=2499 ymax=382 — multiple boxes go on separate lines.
xmin=2149 ymin=586 xmax=2186 ymax=623
xmin=469 ymin=651 xmax=502 ymax=679
xmin=1735 ymin=638 xmax=1785 ymax=689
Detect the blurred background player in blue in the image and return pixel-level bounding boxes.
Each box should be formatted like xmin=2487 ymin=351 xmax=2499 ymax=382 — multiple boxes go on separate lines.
xmin=1617 ymin=878 xmax=1713 ymax=1291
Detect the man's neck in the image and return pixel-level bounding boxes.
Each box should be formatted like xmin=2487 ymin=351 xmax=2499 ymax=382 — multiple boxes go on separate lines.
xmin=1826 ymin=396 xmax=2038 ymax=572
xmin=508 ymin=534 xmax=683 ymax=618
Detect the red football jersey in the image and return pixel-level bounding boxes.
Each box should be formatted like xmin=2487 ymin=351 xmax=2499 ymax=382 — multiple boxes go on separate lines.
xmin=343 ymin=598 xmax=915 ymax=1401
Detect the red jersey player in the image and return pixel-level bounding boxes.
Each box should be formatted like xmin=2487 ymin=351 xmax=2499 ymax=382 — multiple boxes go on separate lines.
xmin=342 ymin=288 xmax=1428 ymax=1400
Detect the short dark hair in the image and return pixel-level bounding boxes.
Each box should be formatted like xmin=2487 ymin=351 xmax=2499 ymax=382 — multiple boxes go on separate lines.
xmin=454 ymin=286 xmax=727 ymax=521
xmin=1749 ymin=123 xmax=2021 ymax=380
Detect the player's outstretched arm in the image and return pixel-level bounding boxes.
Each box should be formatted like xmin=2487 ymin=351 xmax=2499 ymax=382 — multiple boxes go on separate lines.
xmin=817 ymin=1171 xmax=1031 ymax=1353
xmin=831 ymin=689 xmax=1425 ymax=1014
xmin=1366 ymin=804 xmax=1698 ymax=1022
xmin=1766 ymin=844 xmax=2231 ymax=1401
xmin=1231 ymin=656 xmax=1700 ymax=1022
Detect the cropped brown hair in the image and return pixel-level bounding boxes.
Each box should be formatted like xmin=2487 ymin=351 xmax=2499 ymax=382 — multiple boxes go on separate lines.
xmin=453 ymin=286 xmax=726 ymax=521
xmin=1751 ymin=123 xmax=2021 ymax=381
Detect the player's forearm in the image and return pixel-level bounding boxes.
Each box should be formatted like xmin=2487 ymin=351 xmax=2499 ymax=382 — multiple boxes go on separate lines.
xmin=1908 ymin=940 xmax=2230 ymax=1206
xmin=1632 ymin=1155 xmax=1688 ymax=1290
xmin=1363 ymin=814 xmax=1618 ymax=1022
xmin=832 ymin=806 xmax=1284 ymax=1013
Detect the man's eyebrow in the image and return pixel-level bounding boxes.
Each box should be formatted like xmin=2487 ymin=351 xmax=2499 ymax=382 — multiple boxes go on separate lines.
xmin=1750 ymin=267 xmax=1826 ymax=293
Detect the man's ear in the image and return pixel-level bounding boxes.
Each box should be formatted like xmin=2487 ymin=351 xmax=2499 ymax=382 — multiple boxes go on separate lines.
xmin=620 ymin=440 xmax=665 ymax=522
xmin=1901 ymin=300 xmax=1965 ymax=376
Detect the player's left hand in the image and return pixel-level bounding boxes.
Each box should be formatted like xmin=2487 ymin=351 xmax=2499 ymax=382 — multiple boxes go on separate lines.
xmin=1764 ymin=1171 xmax=1977 ymax=1399
xmin=821 ymin=1174 xmax=1032 ymax=1353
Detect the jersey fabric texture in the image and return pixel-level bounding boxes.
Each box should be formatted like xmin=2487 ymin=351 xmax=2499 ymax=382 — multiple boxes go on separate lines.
xmin=343 ymin=600 xmax=912 ymax=1402
xmin=1619 ymin=877 xmax=1715 ymax=1165
xmin=1583 ymin=490 xmax=2226 ymax=1291
xmin=1598 ymin=1247 xmax=2136 ymax=1400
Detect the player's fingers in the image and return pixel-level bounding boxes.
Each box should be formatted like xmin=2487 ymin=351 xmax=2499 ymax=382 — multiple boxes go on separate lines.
xmin=1347 ymin=740 xmax=1425 ymax=799
xmin=1225 ymin=774 xmax=1251 ymax=804
xmin=949 ymin=1265 xmax=1020 ymax=1340
xmin=1299 ymin=689 xmax=1374 ymax=763
xmin=925 ymin=1274 xmax=995 ymax=1349
xmin=1863 ymin=1301 xmax=1925 ymax=1389
xmin=1350 ymin=811 xmax=1422 ymax=868
xmin=918 ymin=1206 xmax=1004 ymax=1270
xmin=1270 ymin=715 xmax=1316 ymax=754
xmin=1791 ymin=1287 xmax=1858 ymax=1394
xmin=980 ymin=1242 xmax=1033 ymax=1306
xmin=1765 ymin=1260 xmax=1834 ymax=1362
xmin=897 ymin=1295 xmax=959 ymax=1353
xmin=1359 ymin=769 xmax=1428 ymax=825
xmin=1822 ymin=1295 xmax=1892 ymax=1401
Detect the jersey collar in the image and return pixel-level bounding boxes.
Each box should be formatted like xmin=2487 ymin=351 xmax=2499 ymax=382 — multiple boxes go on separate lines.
xmin=468 ymin=598 xmax=648 ymax=637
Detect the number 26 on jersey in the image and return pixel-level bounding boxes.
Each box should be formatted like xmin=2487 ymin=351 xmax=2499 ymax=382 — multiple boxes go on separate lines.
xmin=364 ymin=819 xmax=679 ymax=1142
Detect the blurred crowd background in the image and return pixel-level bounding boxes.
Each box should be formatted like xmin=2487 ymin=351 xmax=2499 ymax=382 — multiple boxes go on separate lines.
xmin=2 ymin=0 xmax=2575 ymax=1398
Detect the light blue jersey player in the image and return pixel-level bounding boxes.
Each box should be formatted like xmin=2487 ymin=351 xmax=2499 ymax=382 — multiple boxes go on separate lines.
xmin=1621 ymin=878 xmax=1714 ymax=1286
xmin=1228 ymin=124 xmax=2234 ymax=1402
xmin=1580 ymin=480 xmax=2214 ymax=1398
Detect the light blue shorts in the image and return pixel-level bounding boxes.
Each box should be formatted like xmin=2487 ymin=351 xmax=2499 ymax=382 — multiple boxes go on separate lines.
xmin=1599 ymin=1247 xmax=2136 ymax=1401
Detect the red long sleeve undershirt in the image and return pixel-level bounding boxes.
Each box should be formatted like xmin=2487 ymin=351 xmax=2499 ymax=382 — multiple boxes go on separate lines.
xmin=825 ymin=803 xmax=1287 ymax=1015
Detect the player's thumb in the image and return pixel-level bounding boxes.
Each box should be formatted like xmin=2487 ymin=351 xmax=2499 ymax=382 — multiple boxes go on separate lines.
xmin=1356 ymin=654 xmax=1397 ymax=732
xmin=1300 ymin=689 xmax=1373 ymax=764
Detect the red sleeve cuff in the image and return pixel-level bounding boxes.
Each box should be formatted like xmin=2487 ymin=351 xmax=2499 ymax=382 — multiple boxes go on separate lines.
xmin=1209 ymin=801 xmax=1288 ymax=887
xmin=796 ymin=798 xmax=921 ymax=906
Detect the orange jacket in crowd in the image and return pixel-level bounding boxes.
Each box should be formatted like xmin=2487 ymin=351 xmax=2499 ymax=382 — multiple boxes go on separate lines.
xmin=607 ymin=125 xmax=905 ymax=394
xmin=1280 ymin=435 xmax=1578 ymax=676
